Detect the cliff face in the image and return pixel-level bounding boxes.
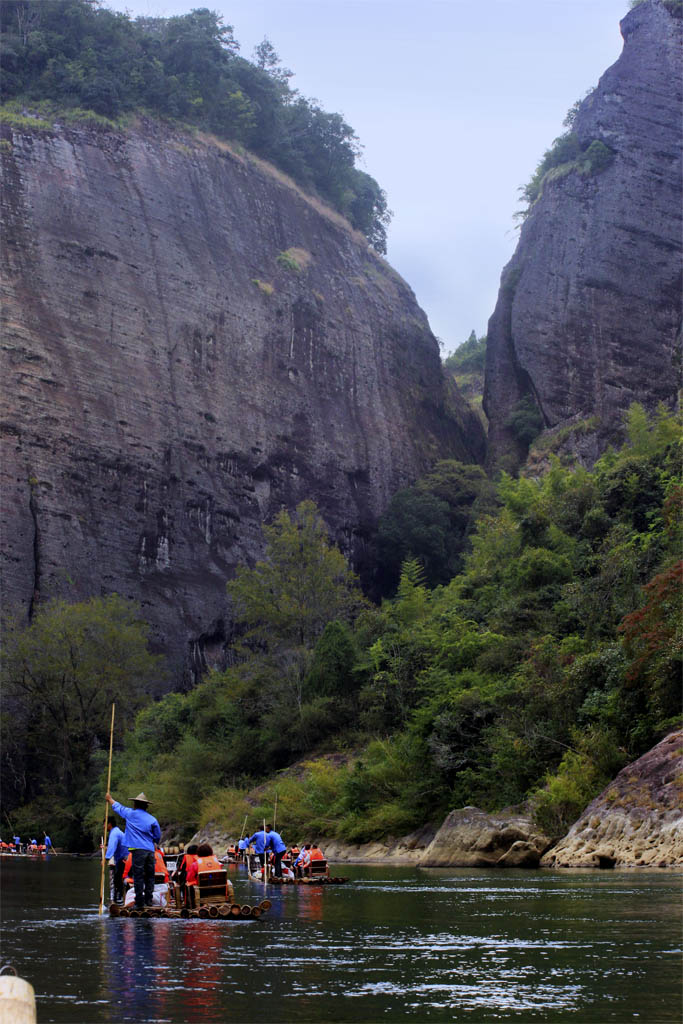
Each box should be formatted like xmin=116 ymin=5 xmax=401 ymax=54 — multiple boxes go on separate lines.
xmin=484 ymin=0 xmax=682 ymax=469
xmin=1 ymin=119 xmax=484 ymax=682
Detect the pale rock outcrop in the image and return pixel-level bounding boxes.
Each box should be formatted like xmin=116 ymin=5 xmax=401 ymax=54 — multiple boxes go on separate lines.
xmin=418 ymin=806 xmax=550 ymax=868
xmin=542 ymin=729 xmax=683 ymax=868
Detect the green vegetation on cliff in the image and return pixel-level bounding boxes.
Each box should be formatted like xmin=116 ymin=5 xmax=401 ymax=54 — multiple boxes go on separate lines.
xmin=0 ymin=0 xmax=390 ymax=250
xmin=4 ymin=407 xmax=680 ymax=848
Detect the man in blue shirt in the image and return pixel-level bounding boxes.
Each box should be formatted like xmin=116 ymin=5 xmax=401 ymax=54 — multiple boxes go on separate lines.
xmin=44 ymin=833 xmax=54 ymax=853
xmin=265 ymin=825 xmax=287 ymax=878
xmin=105 ymin=819 xmax=129 ymax=903
xmin=106 ymin=791 xmax=161 ymax=909
xmin=248 ymin=826 xmax=267 ymax=874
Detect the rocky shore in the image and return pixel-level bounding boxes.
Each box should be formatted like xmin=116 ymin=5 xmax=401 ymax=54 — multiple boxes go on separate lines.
xmin=541 ymin=729 xmax=683 ymax=869
xmin=188 ymin=732 xmax=683 ymax=870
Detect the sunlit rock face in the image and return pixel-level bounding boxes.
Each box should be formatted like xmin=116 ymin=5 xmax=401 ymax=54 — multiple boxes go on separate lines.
xmin=0 ymin=120 xmax=484 ymax=683
xmin=542 ymin=729 xmax=683 ymax=869
xmin=484 ymin=0 xmax=682 ymax=470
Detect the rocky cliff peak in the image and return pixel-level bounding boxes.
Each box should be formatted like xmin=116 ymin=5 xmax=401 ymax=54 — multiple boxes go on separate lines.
xmin=484 ymin=0 xmax=682 ymax=471
xmin=0 ymin=119 xmax=484 ymax=682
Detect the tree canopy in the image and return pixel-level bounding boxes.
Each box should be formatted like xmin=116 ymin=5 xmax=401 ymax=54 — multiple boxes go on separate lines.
xmin=0 ymin=0 xmax=391 ymax=250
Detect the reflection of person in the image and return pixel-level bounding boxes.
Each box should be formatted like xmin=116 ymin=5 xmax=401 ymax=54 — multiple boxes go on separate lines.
xmin=105 ymin=820 xmax=129 ymax=903
xmin=265 ymin=826 xmax=286 ymax=878
xmin=106 ymin=791 xmax=161 ymax=910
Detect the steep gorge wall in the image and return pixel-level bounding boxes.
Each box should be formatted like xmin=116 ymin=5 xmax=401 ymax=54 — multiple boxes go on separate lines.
xmin=485 ymin=0 xmax=682 ymax=469
xmin=0 ymin=120 xmax=484 ymax=682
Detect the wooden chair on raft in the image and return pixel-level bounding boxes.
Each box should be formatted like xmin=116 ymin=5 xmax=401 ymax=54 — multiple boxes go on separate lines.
xmin=306 ymin=858 xmax=330 ymax=879
xmin=197 ymin=869 xmax=233 ymax=907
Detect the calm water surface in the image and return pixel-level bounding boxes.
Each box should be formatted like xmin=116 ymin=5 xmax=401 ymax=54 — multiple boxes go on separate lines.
xmin=1 ymin=858 xmax=680 ymax=1023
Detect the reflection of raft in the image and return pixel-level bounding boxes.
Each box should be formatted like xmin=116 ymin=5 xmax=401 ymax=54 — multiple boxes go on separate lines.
xmin=109 ymin=899 xmax=271 ymax=919
xmin=268 ymin=876 xmax=348 ymax=885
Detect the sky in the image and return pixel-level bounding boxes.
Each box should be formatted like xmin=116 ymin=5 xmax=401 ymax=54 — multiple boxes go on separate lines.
xmin=107 ymin=0 xmax=629 ymax=353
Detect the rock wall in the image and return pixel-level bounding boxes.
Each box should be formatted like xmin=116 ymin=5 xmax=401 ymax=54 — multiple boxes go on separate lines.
xmin=484 ymin=0 xmax=682 ymax=469
xmin=542 ymin=729 xmax=683 ymax=869
xmin=0 ymin=119 xmax=485 ymax=683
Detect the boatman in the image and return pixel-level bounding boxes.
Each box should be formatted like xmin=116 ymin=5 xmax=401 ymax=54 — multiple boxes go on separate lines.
xmin=105 ymin=819 xmax=129 ymax=903
xmin=265 ymin=825 xmax=287 ymax=878
xmin=106 ymin=791 xmax=161 ymax=910
xmin=44 ymin=833 xmax=54 ymax=854
xmin=247 ymin=826 xmax=268 ymax=873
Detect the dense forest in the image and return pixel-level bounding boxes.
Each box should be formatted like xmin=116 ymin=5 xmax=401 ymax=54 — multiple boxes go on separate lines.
xmin=0 ymin=0 xmax=391 ymax=250
xmin=3 ymin=406 xmax=680 ymax=849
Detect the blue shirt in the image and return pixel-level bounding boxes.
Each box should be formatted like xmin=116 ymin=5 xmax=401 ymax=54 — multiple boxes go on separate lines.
xmin=112 ymin=801 xmax=160 ymax=852
xmin=105 ymin=826 xmax=129 ymax=863
xmin=238 ymin=839 xmax=248 ymax=851
xmin=248 ymin=830 xmax=267 ymax=854
xmin=44 ymin=836 xmax=53 ymax=847
xmin=266 ymin=829 xmax=286 ymax=854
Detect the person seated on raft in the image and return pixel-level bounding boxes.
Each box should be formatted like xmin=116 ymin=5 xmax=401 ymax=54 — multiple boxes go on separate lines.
xmin=185 ymin=843 xmax=233 ymax=903
xmin=171 ymin=843 xmax=198 ymax=906
xmin=293 ymin=844 xmax=311 ymax=878
xmin=28 ymin=838 xmax=38 ymax=851
xmin=122 ymin=845 xmax=169 ymax=907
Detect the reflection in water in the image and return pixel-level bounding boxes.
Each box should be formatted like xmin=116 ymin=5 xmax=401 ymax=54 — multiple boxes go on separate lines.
xmin=3 ymin=860 xmax=682 ymax=1024
xmin=105 ymin=921 xmax=172 ymax=1020
xmin=180 ymin=922 xmax=225 ymax=1018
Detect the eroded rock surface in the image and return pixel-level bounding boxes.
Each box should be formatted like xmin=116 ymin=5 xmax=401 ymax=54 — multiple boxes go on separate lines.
xmin=485 ymin=0 xmax=682 ymax=469
xmin=0 ymin=121 xmax=484 ymax=682
xmin=418 ymin=806 xmax=550 ymax=868
xmin=542 ymin=729 xmax=683 ymax=869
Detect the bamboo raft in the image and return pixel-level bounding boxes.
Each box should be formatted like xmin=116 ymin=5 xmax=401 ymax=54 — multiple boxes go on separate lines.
xmin=109 ymin=899 xmax=271 ymax=919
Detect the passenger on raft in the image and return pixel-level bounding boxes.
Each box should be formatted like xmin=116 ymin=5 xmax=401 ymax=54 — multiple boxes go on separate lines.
xmin=171 ymin=843 xmax=198 ymax=908
xmin=122 ymin=845 xmax=168 ymax=907
xmin=293 ymin=844 xmax=311 ymax=878
xmin=185 ymin=843 xmax=233 ymax=902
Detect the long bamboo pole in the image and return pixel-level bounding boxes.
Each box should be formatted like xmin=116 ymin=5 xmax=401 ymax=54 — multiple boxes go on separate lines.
xmin=98 ymin=703 xmax=116 ymax=915
xmin=273 ymin=792 xmax=278 ymax=833
xmin=263 ymin=816 xmax=267 ymax=887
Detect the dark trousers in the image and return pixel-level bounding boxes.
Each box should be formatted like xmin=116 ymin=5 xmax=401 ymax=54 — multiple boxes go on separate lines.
xmin=110 ymin=860 xmax=126 ymax=902
xmin=131 ymin=849 xmax=155 ymax=907
xmin=272 ymin=851 xmax=283 ymax=877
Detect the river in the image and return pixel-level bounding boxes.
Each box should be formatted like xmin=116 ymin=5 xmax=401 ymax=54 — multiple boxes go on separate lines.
xmin=1 ymin=857 xmax=680 ymax=1023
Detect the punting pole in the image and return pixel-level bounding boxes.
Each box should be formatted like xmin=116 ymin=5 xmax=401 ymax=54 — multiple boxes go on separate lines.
xmin=98 ymin=703 xmax=116 ymax=915
xmin=273 ymin=792 xmax=278 ymax=833
xmin=263 ymin=816 xmax=267 ymax=886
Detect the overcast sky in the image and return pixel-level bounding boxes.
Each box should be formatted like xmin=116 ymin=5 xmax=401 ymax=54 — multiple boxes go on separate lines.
xmin=107 ymin=0 xmax=629 ymax=353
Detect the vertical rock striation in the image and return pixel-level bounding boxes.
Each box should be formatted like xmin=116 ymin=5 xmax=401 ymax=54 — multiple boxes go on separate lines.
xmin=0 ymin=120 xmax=484 ymax=682
xmin=484 ymin=0 xmax=682 ymax=469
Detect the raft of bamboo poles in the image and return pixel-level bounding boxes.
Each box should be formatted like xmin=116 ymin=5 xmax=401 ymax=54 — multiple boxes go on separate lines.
xmin=109 ymin=899 xmax=272 ymax=920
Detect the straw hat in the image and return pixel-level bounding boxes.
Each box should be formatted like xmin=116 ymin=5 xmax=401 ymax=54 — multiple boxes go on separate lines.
xmin=131 ymin=792 xmax=151 ymax=804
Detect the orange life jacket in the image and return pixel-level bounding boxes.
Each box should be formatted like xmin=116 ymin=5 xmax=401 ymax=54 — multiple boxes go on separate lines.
xmin=122 ymin=849 xmax=168 ymax=882
xmin=310 ymin=847 xmax=324 ymax=860
xmin=195 ymin=854 xmax=222 ymax=873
